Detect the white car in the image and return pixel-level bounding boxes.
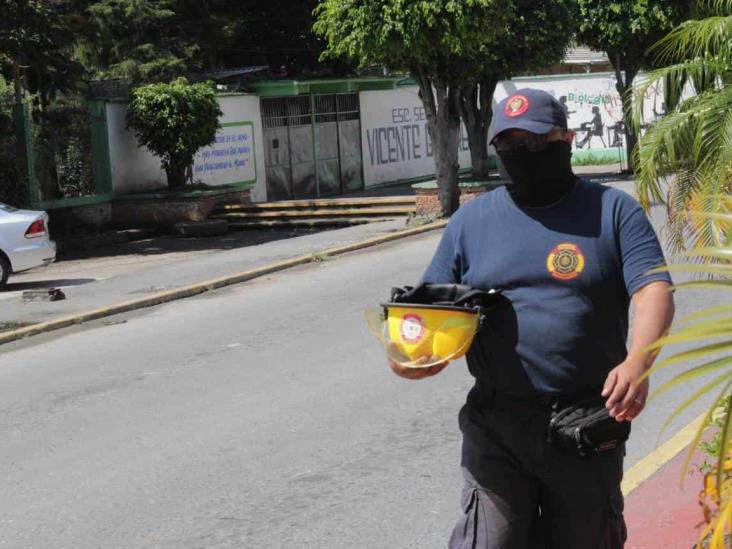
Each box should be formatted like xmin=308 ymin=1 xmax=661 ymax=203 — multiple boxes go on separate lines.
xmin=0 ymin=202 xmax=56 ymax=289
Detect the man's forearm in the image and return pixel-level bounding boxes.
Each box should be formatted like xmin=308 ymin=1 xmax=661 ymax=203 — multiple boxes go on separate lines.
xmin=627 ymin=281 xmax=675 ymax=369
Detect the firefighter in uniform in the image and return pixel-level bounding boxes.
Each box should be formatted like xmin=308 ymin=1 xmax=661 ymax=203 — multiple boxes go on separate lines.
xmin=388 ymin=89 xmax=675 ymax=548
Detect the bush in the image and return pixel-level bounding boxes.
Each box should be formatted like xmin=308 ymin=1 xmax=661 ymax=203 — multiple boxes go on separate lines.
xmin=126 ymin=79 xmax=221 ymax=189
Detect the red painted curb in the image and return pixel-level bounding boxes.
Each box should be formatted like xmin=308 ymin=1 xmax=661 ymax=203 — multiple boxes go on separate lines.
xmin=625 ymin=447 xmax=706 ymax=548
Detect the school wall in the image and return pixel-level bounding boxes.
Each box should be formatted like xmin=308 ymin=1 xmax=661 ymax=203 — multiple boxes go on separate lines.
xmin=358 ymin=87 xmax=472 ymax=188
xmin=358 ymin=72 xmax=666 ymax=188
xmin=106 ymin=94 xmax=268 ymax=202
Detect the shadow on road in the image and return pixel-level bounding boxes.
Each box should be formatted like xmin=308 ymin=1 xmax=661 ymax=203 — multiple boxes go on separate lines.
xmin=57 ymin=228 xmax=324 ymax=263
xmin=2 ymin=278 xmax=97 ymax=292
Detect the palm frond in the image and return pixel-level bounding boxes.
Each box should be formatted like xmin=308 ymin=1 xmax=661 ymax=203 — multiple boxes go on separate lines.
xmin=635 ymin=85 xmax=732 ymax=252
xmin=680 ymin=382 xmax=732 ymax=492
xmin=650 ymin=263 xmax=732 ymax=276
xmin=647 ymin=341 xmax=732 ymax=379
xmin=653 ymin=368 xmax=732 ymax=437
xmin=647 ymin=318 xmax=732 ymax=350
xmin=714 ymin=398 xmax=732 ymax=498
xmin=633 ymin=59 xmax=728 ymax=129
xmin=698 ymin=0 xmax=732 ymax=18
xmin=679 ymin=304 xmax=732 ymax=325
xmin=651 ymin=15 xmax=732 ymax=65
xmin=672 ymin=279 xmax=732 ymax=290
xmin=709 ymin=495 xmax=732 ymax=548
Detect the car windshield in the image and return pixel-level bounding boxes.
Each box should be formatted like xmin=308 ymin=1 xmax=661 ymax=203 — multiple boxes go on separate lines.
xmin=0 ymin=202 xmax=18 ymax=213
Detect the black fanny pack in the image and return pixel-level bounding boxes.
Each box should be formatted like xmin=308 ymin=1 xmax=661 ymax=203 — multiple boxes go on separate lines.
xmin=546 ymin=396 xmax=631 ymax=457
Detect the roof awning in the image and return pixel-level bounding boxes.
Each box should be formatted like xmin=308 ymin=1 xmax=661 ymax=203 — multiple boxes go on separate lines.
xmin=563 ymin=47 xmax=610 ymax=65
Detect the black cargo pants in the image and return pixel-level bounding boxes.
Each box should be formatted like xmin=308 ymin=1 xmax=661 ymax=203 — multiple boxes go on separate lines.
xmin=448 ymin=391 xmax=626 ymax=549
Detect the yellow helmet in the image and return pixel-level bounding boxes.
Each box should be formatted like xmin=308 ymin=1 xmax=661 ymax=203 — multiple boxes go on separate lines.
xmin=366 ymin=284 xmax=499 ymax=369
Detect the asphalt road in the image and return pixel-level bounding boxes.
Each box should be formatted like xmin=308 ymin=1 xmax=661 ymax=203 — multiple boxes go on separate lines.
xmin=0 ymin=196 xmax=725 ymax=548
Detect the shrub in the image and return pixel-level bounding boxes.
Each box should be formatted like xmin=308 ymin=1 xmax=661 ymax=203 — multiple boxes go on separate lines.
xmin=127 ymin=79 xmax=221 ymax=189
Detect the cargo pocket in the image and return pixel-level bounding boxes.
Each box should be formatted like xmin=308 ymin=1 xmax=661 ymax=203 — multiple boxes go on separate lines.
xmin=448 ymin=487 xmax=479 ymax=549
xmin=602 ymin=492 xmax=627 ymax=549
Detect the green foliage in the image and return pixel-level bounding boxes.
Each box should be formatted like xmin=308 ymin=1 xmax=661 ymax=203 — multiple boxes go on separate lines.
xmin=699 ymin=396 xmax=730 ymax=472
xmin=78 ymin=0 xmax=339 ymax=84
xmin=0 ymin=0 xmax=86 ymax=103
xmin=576 ymin=0 xmax=688 ymax=73
xmin=313 ymin=0 xmax=510 ymax=83
xmin=575 ymin=0 xmax=691 ymax=95
xmin=405 ymin=211 xmax=444 ymax=227
xmin=487 ymin=0 xmax=575 ymax=80
xmin=207 ymin=0 xmax=342 ymax=76
xmin=126 ymin=79 xmax=221 ymax=189
xmin=78 ymin=0 xmax=194 ymax=84
xmin=633 ymin=1 xmax=732 ymax=253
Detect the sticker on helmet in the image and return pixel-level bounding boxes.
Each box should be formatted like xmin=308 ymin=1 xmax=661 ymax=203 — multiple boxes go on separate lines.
xmin=505 ymin=95 xmax=530 ymax=117
xmin=400 ymin=313 xmax=425 ymax=343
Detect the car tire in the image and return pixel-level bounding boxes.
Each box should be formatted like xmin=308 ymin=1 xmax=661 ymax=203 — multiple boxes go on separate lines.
xmin=0 ymin=253 xmax=9 ymax=290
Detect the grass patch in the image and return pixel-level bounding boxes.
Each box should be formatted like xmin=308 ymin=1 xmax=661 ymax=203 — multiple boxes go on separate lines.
xmin=0 ymin=321 xmax=33 ymax=333
xmin=405 ymin=212 xmax=443 ymax=228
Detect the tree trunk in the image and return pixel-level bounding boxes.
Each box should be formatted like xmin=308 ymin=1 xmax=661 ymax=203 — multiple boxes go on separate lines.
xmin=611 ymin=53 xmax=639 ymax=173
xmin=165 ymin=160 xmax=188 ymax=189
xmin=459 ymin=77 xmax=498 ymax=179
xmin=417 ymin=75 xmax=461 ymax=217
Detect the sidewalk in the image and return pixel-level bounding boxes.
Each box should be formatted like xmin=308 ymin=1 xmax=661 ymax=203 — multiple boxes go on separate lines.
xmin=0 ymin=218 xmax=409 ymax=326
xmin=625 ymin=444 xmax=706 ymax=548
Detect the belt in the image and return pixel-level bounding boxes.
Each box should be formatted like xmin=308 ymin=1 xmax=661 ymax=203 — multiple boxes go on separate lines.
xmin=470 ymin=386 xmax=603 ymax=414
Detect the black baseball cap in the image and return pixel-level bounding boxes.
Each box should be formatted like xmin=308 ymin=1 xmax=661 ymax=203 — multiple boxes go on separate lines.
xmin=490 ymin=88 xmax=567 ymax=144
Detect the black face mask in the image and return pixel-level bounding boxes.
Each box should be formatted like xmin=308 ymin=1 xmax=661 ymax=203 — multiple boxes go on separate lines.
xmin=498 ymin=141 xmax=575 ymax=207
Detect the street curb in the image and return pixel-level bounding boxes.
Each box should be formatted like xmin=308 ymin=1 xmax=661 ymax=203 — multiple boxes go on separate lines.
xmin=0 ymin=220 xmax=448 ymax=347
xmin=622 ymin=412 xmax=706 ymax=496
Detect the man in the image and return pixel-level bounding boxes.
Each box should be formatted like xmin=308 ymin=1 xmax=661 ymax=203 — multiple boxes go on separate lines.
xmin=388 ymin=89 xmax=675 ymax=548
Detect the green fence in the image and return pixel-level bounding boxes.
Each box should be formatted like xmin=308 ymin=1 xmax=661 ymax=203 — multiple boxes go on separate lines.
xmin=10 ymin=100 xmax=112 ymax=210
xmin=0 ymin=101 xmax=27 ymax=208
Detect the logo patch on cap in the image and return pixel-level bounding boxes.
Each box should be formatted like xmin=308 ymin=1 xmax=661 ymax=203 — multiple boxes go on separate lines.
xmin=505 ymin=95 xmax=530 ymax=117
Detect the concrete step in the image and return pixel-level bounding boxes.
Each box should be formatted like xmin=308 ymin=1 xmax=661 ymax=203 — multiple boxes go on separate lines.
xmin=217 ymin=196 xmax=415 ymax=212
xmin=211 ymin=207 xmax=414 ymax=220
xmin=226 ymin=217 xmax=395 ymax=230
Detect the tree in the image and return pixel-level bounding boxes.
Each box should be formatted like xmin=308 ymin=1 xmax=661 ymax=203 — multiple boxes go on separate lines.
xmin=78 ymin=0 xmax=195 ymax=84
xmin=0 ymin=0 xmax=86 ymax=105
xmin=459 ymin=0 xmax=574 ymax=178
xmin=576 ymin=0 xmax=690 ymax=172
xmin=314 ymin=0 xmax=509 ymax=216
xmin=78 ymin=0 xmax=348 ymax=85
xmin=200 ymin=0 xmax=348 ymax=77
xmin=126 ymin=79 xmax=221 ymax=189
xmin=632 ymin=2 xmax=732 ymax=544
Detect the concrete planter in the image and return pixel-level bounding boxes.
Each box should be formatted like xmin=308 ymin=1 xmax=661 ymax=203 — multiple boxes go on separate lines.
xmin=112 ymin=187 xmax=251 ymax=228
xmin=412 ymin=178 xmax=504 ymax=216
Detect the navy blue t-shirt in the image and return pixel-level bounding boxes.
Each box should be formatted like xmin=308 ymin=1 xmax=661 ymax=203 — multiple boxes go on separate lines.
xmin=421 ymin=179 xmax=671 ymax=397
